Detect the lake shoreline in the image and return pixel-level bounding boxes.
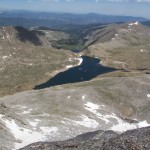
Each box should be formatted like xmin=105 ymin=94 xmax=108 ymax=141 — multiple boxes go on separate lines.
xmin=34 ymin=55 xmax=116 ymax=90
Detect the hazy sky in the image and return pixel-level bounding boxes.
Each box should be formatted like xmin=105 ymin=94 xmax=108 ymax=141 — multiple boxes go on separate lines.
xmin=0 ymin=0 xmax=150 ymax=18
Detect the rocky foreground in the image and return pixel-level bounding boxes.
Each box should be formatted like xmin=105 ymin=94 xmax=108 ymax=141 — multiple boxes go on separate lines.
xmin=21 ymin=126 xmax=150 ymax=150
xmin=0 ymin=74 xmax=150 ymax=150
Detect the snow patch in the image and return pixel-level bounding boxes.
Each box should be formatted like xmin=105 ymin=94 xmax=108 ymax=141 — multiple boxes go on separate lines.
xmin=85 ymin=102 xmax=150 ymax=132
xmin=0 ymin=115 xmax=58 ymax=149
xmin=35 ymin=119 xmax=41 ymax=122
xmin=110 ymin=120 xmax=150 ymax=133
xmin=66 ymin=57 xmax=83 ymax=69
xmin=61 ymin=121 xmax=66 ymax=124
xmin=67 ymin=96 xmax=71 ymax=99
xmin=2 ymin=54 xmax=12 ymax=60
xmin=74 ymin=115 xmax=99 ymax=128
xmin=29 ymin=121 xmax=39 ymax=127
xmin=140 ymin=49 xmax=148 ymax=53
xmin=138 ymin=120 xmax=150 ymax=127
xmin=129 ymin=21 xmax=139 ymax=26
xmin=84 ymin=102 xmax=111 ymax=124
xmin=22 ymin=109 xmax=33 ymax=114
xmin=147 ymin=94 xmax=150 ymax=98
xmin=0 ymin=117 xmax=44 ymax=149
xmin=134 ymin=21 xmax=139 ymax=25
xmin=66 ymin=65 xmax=73 ymax=69
xmin=82 ymin=95 xmax=86 ymax=100
xmin=2 ymin=56 xmax=8 ymax=59
xmin=84 ymin=101 xmax=149 ymax=130
xmin=77 ymin=57 xmax=83 ymax=66
xmin=85 ymin=102 xmax=99 ymax=110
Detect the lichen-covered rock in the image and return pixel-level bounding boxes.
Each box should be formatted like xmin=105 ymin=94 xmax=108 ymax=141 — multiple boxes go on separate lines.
xmin=101 ymin=126 xmax=150 ymax=150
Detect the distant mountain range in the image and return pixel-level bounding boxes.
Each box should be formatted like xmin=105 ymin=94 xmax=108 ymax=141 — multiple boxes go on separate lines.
xmin=0 ymin=10 xmax=149 ymax=28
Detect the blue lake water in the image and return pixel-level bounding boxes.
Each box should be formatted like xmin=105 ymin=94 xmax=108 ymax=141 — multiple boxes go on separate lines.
xmin=34 ymin=56 xmax=116 ymax=90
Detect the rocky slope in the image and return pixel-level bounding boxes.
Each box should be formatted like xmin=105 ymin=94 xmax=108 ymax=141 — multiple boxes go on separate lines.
xmin=0 ymin=74 xmax=150 ymax=150
xmin=83 ymin=22 xmax=150 ymax=71
xmin=20 ymin=126 xmax=150 ymax=150
xmin=0 ymin=26 xmax=79 ymax=97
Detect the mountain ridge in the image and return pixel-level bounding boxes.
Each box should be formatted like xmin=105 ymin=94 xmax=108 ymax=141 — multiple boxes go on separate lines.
xmin=83 ymin=22 xmax=150 ymax=71
xmin=0 ymin=11 xmax=148 ymax=28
